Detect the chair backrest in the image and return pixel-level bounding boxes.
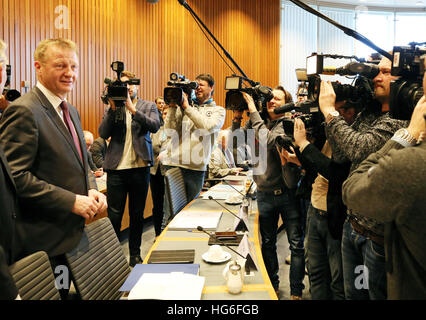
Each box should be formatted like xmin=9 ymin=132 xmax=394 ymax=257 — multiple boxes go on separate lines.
xmin=9 ymin=251 xmax=60 ymax=300
xmin=165 ymin=167 xmax=188 ymax=216
xmin=65 ymin=218 xmax=130 ymax=300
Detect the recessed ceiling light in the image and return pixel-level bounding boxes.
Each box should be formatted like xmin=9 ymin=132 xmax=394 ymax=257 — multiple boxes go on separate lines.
xmin=416 ymin=1 xmax=425 ymax=6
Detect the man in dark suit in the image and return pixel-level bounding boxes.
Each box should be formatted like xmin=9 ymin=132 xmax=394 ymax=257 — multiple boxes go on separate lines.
xmin=99 ymin=70 xmax=160 ymax=267
xmin=0 ymin=39 xmax=107 ymax=297
xmin=0 ymin=39 xmax=20 ymax=300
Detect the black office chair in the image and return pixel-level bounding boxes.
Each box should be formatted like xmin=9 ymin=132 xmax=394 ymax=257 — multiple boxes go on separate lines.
xmin=9 ymin=251 xmax=61 ymax=300
xmin=65 ymin=218 xmax=130 ymax=300
xmin=164 ymin=167 xmax=188 ymax=217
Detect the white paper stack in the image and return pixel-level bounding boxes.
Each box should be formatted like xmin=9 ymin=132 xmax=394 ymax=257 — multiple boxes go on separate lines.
xmin=127 ymin=272 xmax=205 ymax=300
xmin=201 ymin=184 xmax=244 ymax=200
xmin=167 ymin=210 xmax=223 ymax=231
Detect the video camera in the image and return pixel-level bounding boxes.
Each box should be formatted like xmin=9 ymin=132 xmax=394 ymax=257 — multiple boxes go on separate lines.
xmin=389 ymin=43 xmax=425 ymax=120
xmin=163 ymin=73 xmax=198 ymax=105
xmin=224 ymin=75 xmax=273 ymax=117
xmin=274 ymin=54 xmax=380 ymax=152
xmin=101 ymin=61 xmax=140 ymax=122
xmin=2 ymin=65 xmax=21 ymax=102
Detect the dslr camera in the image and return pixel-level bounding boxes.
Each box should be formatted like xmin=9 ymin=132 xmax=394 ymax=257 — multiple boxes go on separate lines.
xmin=389 ymin=43 xmax=425 ymax=120
xmin=163 ymin=73 xmax=198 ymax=105
xmin=2 ymin=65 xmax=21 ymax=102
xmin=224 ymin=75 xmax=273 ymax=116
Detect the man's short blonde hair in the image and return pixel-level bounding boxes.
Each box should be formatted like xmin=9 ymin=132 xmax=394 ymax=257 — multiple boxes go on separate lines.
xmin=0 ymin=39 xmax=8 ymax=65
xmin=34 ymin=38 xmax=78 ymax=63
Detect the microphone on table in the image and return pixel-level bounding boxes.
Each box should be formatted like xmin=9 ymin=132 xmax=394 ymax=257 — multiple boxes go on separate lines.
xmin=197 ymin=226 xmax=250 ymax=275
xmin=221 ymin=179 xmax=246 ymax=198
xmin=222 ymin=178 xmax=255 ymax=200
xmin=208 ymin=196 xmax=249 ymax=232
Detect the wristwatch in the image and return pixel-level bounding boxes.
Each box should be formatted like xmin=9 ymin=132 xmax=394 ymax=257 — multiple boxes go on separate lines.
xmin=393 ymin=128 xmax=417 ymax=146
xmin=325 ymin=110 xmax=340 ymax=124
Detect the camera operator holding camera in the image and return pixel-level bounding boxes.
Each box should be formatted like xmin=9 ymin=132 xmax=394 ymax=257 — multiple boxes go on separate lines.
xmin=341 ymin=56 xmax=426 ymax=299
xmin=277 ymin=101 xmax=358 ymax=300
xmin=319 ymin=55 xmax=409 ymax=300
xmin=160 ymin=73 xmax=225 ymax=226
xmin=99 ymin=70 xmax=160 ymax=267
xmin=242 ymin=87 xmax=305 ymax=300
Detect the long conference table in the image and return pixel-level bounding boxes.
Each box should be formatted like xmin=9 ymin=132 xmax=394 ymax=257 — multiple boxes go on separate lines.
xmin=141 ymin=180 xmax=278 ymax=300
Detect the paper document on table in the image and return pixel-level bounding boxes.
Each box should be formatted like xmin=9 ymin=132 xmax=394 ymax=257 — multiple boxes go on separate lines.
xmin=201 ymin=184 xmax=244 ymax=199
xmin=167 ymin=210 xmax=223 ymax=231
xmin=128 ymin=272 xmax=205 ymax=300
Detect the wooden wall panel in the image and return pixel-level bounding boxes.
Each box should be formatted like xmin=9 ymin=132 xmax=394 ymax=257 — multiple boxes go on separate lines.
xmin=0 ymin=0 xmax=280 ymax=135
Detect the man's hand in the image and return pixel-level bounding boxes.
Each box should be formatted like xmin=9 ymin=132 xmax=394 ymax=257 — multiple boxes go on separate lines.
xmin=319 ymin=80 xmax=337 ymax=118
xmin=180 ymin=93 xmax=190 ymax=110
xmin=72 ymin=195 xmax=102 ymax=220
xmin=94 ymin=168 xmax=104 ymax=177
xmin=231 ymin=167 xmax=244 ymax=175
xmin=407 ymin=95 xmax=426 ymax=140
xmin=276 ymin=145 xmax=301 ymax=167
xmin=293 ymin=118 xmax=310 ymax=150
xmin=89 ymin=189 xmax=108 ymax=214
xmin=242 ymin=92 xmax=257 ymax=114
xmin=108 ymin=98 xmax=116 ymax=111
xmin=125 ymin=92 xmax=137 ymax=115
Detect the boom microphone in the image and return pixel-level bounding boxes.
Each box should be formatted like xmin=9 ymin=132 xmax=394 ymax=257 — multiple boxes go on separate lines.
xmin=208 ymin=195 xmax=249 ymax=232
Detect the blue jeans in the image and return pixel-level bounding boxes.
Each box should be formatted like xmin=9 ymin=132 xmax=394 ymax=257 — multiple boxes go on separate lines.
xmin=257 ymin=189 xmax=305 ymax=296
xmin=341 ymin=219 xmax=387 ymax=300
xmin=106 ymin=168 xmax=150 ymax=257
xmin=305 ymin=205 xmax=345 ymax=300
xmin=161 ymin=166 xmax=205 ymax=229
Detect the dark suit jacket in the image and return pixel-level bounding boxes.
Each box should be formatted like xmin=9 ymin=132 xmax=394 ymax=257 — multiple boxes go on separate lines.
xmin=0 ymin=146 xmax=20 ymax=265
xmin=99 ymin=98 xmax=160 ymax=170
xmin=0 ymin=245 xmax=18 ymax=300
xmin=90 ymin=137 xmax=107 ymax=168
xmin=0 ymin=87 xmax=97 ymax=258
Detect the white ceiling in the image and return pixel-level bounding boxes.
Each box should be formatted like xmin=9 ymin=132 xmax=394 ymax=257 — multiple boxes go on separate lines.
xmin=315 ymin=0 xmax=426 ymax=8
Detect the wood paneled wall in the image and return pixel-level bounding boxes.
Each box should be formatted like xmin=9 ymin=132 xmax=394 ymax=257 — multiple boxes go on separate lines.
xmin=0 ymin=0 xmax=280 ymax=135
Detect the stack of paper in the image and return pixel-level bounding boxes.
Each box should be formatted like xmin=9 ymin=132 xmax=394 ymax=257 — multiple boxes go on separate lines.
xmin=201 ymin=184 xmax=244 ymax=200
xmin=167 ymin=210 xmax=223 ymax=231
xmin=127 ymin=272 xmax=205 ymax=300
xmin=120 ymin=264 xmax=200 ymax=292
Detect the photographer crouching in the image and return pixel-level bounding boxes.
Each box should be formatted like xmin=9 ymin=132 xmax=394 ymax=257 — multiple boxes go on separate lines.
xmin=319 ymin=55 xmax=409 ymax=299
xmin=242 ymin=87 xmax=305 ymax=300
xmin=342 ymin=56 xmax=426 ymax=300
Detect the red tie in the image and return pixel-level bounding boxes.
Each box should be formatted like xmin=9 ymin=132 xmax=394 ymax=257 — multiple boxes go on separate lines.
xmin=60 ymin=101 xmax=83 ymax=162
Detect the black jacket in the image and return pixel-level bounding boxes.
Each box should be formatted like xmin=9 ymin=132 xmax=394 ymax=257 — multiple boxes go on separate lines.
xmin=296 ymin=143 xmax=351 ymax=240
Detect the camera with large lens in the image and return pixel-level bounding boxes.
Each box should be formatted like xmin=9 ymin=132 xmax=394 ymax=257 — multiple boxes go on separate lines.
xmin=389 ymin=43 xmax=425 ymax=120
xmin=101 ymin=61 xmax=140 ymax=122
xmin=2 ymin=65 xmax=21 ymax=102
xmin=306 ymin=53 xmax=377 ymax=106
xmin=163 ymin=73 xmax=198 ymax=105
xmin=224 ymin=75 xmax=273 ymax=114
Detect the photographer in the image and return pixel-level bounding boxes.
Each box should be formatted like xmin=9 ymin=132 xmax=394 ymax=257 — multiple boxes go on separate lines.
xmin=99 ymin=70 xmax=160 ymax=267
xmin=242 ymin=87 xmax=305 ymax=300
xmin=277 ymin=101 xmax=357 ymax=300
xmin=319 ymin=56 xmax=408 ymax=299
xmin=342 ymin=62 xmax=426 ymax=299
xmin=161 ymin=74 xmax=225 ymax=226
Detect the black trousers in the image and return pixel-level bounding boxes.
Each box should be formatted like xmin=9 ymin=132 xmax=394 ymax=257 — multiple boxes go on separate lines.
xmin=150 ymin=167 xmax=165 ymax=237
xmin=106 ymin=167 xmax=150 ymax=257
